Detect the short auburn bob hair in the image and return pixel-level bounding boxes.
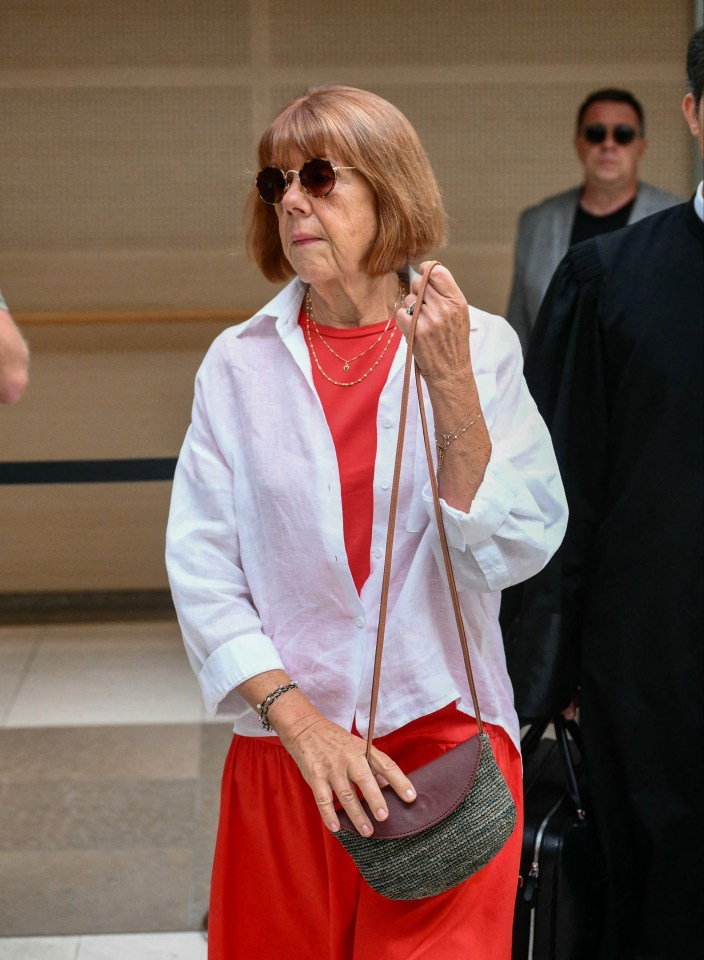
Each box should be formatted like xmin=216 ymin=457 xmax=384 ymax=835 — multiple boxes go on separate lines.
xmin=246 ymin=85 xmax=447 ymax=282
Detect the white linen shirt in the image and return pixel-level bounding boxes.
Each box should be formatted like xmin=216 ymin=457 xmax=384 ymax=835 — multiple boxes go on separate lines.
xmin=166 ymin=275 xmax=567 ymax=751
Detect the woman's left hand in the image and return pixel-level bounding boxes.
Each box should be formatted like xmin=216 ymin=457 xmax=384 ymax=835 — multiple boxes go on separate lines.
xmin=397 ymin=261 xmax=490 ymax=513
xmin=396 ymin=262 xmax=471 ymax=384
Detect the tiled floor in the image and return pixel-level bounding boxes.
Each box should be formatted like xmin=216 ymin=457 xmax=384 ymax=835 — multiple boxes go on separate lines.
xmin=0 ymin=618 xmax=232 ymax=952
xmin=0 ymin=620 xmax=206 ymax=727
xmin=0 ymin=932 xmax=206 ymax=959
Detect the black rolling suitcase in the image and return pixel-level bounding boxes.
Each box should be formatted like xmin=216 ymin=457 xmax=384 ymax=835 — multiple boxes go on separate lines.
xmin=512 ymin=716 xmax=607 ymax=960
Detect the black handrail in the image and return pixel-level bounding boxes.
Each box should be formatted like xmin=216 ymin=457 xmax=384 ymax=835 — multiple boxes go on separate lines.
xmin=0 ymin=458 xmax=178 ymax=485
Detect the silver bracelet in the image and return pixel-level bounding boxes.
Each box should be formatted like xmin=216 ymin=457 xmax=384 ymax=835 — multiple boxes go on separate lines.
xmin=256 ymin=681 xmax=298 ymax=731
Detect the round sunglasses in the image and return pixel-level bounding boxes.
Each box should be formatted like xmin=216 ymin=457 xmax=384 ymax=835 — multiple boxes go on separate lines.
xmin=255 ymin=157 xmax=356 ymax=205
xmin=582 ymin=123 xmax=638 ymax=146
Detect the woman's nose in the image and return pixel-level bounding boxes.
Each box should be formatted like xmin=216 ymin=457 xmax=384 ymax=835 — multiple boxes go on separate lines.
xmin=281 ymin=173 xmax=309 ymax=211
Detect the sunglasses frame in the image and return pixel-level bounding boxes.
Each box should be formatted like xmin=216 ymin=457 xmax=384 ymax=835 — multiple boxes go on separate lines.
xmin=582 ymin=123 xmax=638 ymax=146
xmin=255 ymin=157 xmax=356 ymax=205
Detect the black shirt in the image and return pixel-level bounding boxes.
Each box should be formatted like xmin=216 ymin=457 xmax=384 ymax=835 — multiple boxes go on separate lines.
xmin=569 ymin=196 xmax=635 ymax=245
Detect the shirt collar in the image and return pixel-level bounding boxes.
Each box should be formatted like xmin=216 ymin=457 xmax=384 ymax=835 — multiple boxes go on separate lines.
xmin=241 ymin=277 xmax=306 ymax=338
xmin=694 ymin=181 xmax=704 ymax=223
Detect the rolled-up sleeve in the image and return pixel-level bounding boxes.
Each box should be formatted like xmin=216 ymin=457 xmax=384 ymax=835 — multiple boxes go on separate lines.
xmin=421 ymin=316 xmax=567 ymax=592
xmin=165 ymin=342 xmax=285 ymax=716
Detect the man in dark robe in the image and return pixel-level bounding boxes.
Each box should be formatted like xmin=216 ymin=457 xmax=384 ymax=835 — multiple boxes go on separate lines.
xmin=508 ymin=27 xmax=704 ymax=960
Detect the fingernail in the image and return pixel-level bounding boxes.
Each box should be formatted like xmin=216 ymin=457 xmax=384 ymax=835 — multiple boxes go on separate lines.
xmin=361 ymin=824 xmax=372 ymax=836
xmin=329 ymin=821 xmax=340 ymax=834
xmin=376 ymin=808 xmax=388 ymax=820
xmin=406 ymin=788 xmax=416 ymax=800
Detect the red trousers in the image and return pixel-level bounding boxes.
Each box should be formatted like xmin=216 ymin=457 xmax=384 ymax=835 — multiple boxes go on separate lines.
xmin=208 ymin=706 xmax=523 ymax=960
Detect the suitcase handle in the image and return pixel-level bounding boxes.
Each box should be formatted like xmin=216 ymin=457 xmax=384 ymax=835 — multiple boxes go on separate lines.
xmin=521 ymin=715 xmax=587 ymax=818
xmin=554 ymin=716 xmax=587 ymax=818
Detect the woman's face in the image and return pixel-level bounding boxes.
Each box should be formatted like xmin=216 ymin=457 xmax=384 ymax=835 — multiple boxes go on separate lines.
xmin=275 ymin=152 xmax=379 ymax=288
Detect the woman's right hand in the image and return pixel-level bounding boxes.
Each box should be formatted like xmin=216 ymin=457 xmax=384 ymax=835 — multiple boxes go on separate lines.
xmin=237 ymin=670 xmax=416 ymax=836
xmin=275 ymin=706 xmax=417 ymax=837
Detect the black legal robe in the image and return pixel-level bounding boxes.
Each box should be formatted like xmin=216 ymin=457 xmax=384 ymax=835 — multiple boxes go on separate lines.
xmin=515 ymin=199 xmax=704 ymax=959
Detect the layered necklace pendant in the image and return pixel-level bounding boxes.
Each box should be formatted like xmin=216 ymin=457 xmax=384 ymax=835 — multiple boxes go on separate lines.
xmin=304 ymin=277 xmax=406 ymax=388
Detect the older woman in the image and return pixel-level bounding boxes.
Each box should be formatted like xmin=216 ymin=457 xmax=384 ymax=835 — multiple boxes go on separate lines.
xmin=166 ymin=85 xmax=567 ymax=960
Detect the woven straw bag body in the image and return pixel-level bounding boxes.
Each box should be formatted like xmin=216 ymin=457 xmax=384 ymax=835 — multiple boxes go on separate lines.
xmin=337 ymin=732 xmax=516 ymax=899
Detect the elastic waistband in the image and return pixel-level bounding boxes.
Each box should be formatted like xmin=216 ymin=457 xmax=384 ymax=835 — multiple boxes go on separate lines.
xmin=235 ymin=703 xmax=488 ymax=751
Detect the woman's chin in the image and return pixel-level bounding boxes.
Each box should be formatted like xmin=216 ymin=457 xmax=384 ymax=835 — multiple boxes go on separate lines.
xmin=289 ymin=261 xmax=331 ymax=287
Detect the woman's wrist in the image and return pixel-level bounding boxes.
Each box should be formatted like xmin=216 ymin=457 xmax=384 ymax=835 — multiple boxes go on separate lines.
xmin=424 ymin=366 xmax=480 ymax=423
xmin=263 ymin=686 xmax=320 ymax=736
xmin=237 ymin=670 xmax=324 ymax=744
xmin=422 ymin=361 xmax=474 ymax=391
xmin=256 ymin=681 xmax=299 ymax=731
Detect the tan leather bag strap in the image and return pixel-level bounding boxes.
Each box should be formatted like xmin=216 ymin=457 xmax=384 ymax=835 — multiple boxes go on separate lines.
xmin=365 ymin=262 xmax=483 ymax=759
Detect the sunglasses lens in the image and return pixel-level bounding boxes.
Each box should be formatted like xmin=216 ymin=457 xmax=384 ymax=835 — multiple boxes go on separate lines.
xmin=256 ymin=167 xmax=286 ymax=204
xmin=584 ymin=124 xmax=607 ymax=144
xmin=300 ymin=158 xmax=336 ymax=197
xmin=614 ymin=124 xmax=636 ymax=145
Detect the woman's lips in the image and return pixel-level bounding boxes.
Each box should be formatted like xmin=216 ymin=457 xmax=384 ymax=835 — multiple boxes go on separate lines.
xmin=291 ymin=235 xmax=321 ymax=246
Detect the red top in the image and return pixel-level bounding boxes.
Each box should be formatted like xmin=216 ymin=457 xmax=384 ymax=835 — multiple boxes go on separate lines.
xmin=300 ymin=305 xmax=399 ymax=593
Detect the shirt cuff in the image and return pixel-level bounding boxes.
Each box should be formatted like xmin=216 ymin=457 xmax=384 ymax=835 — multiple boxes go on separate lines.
xmin=197 ymin=632 xmax=286 ymax=716
xmin=421 ymin=456 xmax=518 ymax=549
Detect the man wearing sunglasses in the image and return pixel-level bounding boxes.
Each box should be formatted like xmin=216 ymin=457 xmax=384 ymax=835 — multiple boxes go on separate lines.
xmin=506 ymin=88 xmax=680 ymax=353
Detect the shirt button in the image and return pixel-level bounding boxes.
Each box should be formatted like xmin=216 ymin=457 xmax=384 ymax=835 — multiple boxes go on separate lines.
xmin=373 ymin=547 xmax=383 ymax=558
xmin=355 ymin=617 xmax=365 ymax=628
xmin=383 ymin=418 xmax=393 ymax=428
xmin=380 ymin=480 xmax=390 ymax=490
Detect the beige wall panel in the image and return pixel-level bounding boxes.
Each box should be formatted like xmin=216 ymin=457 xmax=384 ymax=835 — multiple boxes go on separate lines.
xmin=0 ymin=250 xmax=272 ymax=314
xmin=0 ymin=0 xmax=250 ymax=69
xmin=2 ymin=320 xmax=231 ymax=461
xmin=1 ymin=87 xmax=250 ymax=251
xmin=0 ymin=483 xmax=172 ymax=591
xmin=441 ymin=246 xmax=515 ymax=319
xmin=269 ymin=0 xmax=690 ymax=66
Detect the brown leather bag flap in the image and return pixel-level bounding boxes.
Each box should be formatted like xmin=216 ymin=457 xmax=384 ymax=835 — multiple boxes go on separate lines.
xmin=337 ymin=733 xmax=482 ymax=839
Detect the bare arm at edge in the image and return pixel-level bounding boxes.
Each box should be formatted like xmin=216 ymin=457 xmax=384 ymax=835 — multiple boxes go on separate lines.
xmin=0 ymin=309 xmax=29 ymax=404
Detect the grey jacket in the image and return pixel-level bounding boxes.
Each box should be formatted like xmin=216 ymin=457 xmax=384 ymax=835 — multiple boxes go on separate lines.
xmin=506 ymin=182 xmax=682 ymax=353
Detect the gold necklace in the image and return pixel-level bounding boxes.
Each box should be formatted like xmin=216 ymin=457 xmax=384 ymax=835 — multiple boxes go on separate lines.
xmin=306 ymin=280 xmax=404 ymax=372
xmin=304 ymin=278 xmax=405 ymax=388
